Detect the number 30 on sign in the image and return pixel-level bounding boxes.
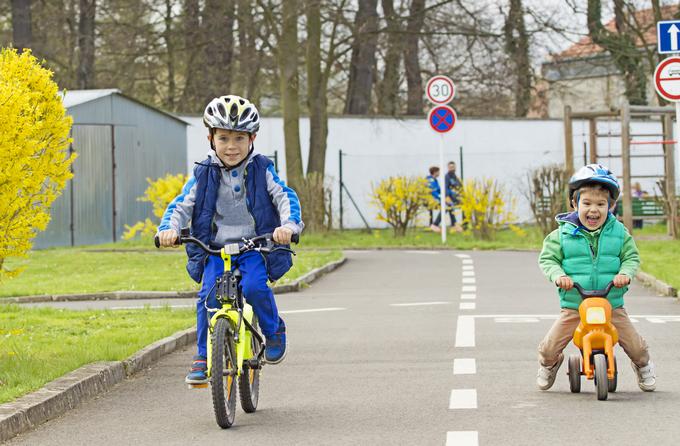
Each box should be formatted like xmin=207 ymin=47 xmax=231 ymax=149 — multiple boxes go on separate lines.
xmin=426 ymin=75 xmax=455 ymax=104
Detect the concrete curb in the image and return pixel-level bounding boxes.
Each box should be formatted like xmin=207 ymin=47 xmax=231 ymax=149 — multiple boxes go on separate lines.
xmin=4 ymin=257 xmax=347 ymax=304
xmin=636 ymin=270 xmax=678 ymax=298
xmin=0 ymin=257 xmax=347 ymax=442
xmin=0 ymin=328 xmax=196 ymax=443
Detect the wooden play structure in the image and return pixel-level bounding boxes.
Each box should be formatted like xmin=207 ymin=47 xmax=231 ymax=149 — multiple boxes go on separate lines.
xmin=563 ymin=104 xmax=679 ymax=237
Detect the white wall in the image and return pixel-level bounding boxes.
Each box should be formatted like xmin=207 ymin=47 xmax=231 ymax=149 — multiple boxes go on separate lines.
xmin=183 ymin=116 xmax=672 ymax=229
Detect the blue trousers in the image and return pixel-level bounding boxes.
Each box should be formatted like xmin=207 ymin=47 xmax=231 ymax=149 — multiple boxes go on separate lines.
xmin=195 ymin=251 xmax=285 ymax=358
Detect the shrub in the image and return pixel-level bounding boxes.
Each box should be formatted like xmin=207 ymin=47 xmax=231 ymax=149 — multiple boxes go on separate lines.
xmin=524 ymin=164 xmax=569 ymax=236
xmin=123 ymin=173 xmax=187 ymax=239
xmin=371 ymin=176 xmax=436 ymax=237
xmin=459 ymin=178 xmax=520 ymax=240
xmin=0 ymin=48 xmax=74 ymax=278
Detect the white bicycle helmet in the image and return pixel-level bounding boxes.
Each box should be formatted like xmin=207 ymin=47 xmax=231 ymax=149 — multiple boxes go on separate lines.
xmin=568 ymin=164 xmax=620 ymax=205
xmin=203 ymin=95 xmax=260 ymax=134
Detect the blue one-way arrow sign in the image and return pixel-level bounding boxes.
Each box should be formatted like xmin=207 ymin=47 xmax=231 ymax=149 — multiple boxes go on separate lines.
xmin=658 ymin=20 xmax=680 ymax=54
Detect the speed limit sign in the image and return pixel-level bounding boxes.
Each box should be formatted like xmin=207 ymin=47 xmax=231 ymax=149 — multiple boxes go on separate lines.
xmin=426 ymin=75 xmax=455 ymax=104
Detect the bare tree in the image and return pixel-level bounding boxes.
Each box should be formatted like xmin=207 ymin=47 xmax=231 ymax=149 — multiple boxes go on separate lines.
xmin=202 ymin=0 xmax=235 ymax=105
xmin=179 ymin=0 xmax=202 ymax=113
xmin=404 ymin=0 xmax=425 ymax=115
xmin=77 ymin=0 xmax=96 ymax=89
xmin=587 ymin=0 xmax=647 ymax=105
xmin=344 ymin=0 xmax=379 ymax=114
xmin=161 ymin=0 xmax=176 ymax=109
xmin=11 ymin=0 xmax=32 ymax=53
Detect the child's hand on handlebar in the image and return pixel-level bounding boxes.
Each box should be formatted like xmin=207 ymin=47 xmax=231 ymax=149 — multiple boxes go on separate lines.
xmin=158 ymin=229 xmax=179 ymax=247
xmin=273 ymin=226 xmax=293 ymax=244
xmin=612 ymin=274 xmax=631 ymax=288
xmin=555 ymin=275 xmax=574 ymax=290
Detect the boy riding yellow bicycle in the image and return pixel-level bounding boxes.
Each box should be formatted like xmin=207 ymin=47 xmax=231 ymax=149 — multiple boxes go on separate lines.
xmin=156 ymin=95 xmax=304 ymax=384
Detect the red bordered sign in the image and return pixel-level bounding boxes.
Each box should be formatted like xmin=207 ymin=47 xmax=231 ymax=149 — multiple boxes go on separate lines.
xmin=428 ymin=105 xmax=457 ymax=133
xmin=654 ymin=56 xmax=680 ymax=102
xmin=426 ymin=75 xmax=456 ymax=105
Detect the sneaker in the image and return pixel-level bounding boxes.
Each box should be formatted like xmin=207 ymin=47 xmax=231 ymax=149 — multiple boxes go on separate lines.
xmin=264 ymin=332 xmax=287 ymax=364
xmin=536 ymin=354 xmax=564 ymax=390
xmin=632 ymin=361 xmax=656 ymax=392
xmin=185 ymin=355 xmax=208 ymax=384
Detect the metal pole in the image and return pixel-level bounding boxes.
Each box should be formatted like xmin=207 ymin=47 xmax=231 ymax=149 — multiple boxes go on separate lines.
xmin=459 ymin=145 xmax=464 ymax=181
xmin=663 ymin=114 xmax=676 ymax=237
xmin=583 ymin=141 xmax=587 ymax=166
xmin=439 ymin=134 xmax=446 ymax=243
xmin=274 ymin=150 xmax=279 ymax=173
xmin=589 ymin=118 xmax=598 ymax=164
xmin=111 ymin=124 xmax=117 ymax=243
xmin=339 ymin=149 xmax=343 ymax=231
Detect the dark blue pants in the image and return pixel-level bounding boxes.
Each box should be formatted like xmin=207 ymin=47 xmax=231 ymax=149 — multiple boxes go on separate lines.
xmin=195 ymin=251 xmax=284 ymax=357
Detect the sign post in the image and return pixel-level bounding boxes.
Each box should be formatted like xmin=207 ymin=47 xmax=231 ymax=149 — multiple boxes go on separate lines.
xmin=426 ymin=75 xmax=457 ymax=244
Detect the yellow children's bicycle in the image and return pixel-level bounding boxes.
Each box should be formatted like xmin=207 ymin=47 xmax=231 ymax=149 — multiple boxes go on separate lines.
xmin=156 ymin=229 xmax=296 ymax=428
xmin=567 ymin=281 xmax=618 ymax=401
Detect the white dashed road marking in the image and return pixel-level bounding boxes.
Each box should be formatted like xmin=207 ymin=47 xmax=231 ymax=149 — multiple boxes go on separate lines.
xmin=455 ymin=316 xmax=475 ymax=347
xmin=460 ymin=294 xmax=476 ymax=300
xmin=462 ymin=258 xmax=473 ymax=264
xmin=462 ymin=271 xmax=475 ymax=277
xmin=462 ymin=286 xmax=476 ymax=292
xmin=462 ymin=265 xmax=474 ymax=270
xmin=446 ymin=431 xmax=479 ymax=446
xmin=449 ymin=389 xmax=477 ymax=409
xmin=453 ymin=358 xmax=476 ymax=375
xmin=390 ymin=301 xmax=451 ymax=307
xmin=455 ymin=254 xmax=470 ymax=258
xmin=460 ymin=302 xmax=476 ymax=310
xmin=462 ymin=278 xmax=476 ymax=284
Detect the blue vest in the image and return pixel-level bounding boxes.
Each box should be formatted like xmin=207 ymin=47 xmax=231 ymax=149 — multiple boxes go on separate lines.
xmin=185 ymin=154 xmax=293 ymax=283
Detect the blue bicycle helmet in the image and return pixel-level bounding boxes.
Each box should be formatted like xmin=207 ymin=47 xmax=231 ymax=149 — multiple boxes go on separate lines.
xmin=568 ymin=164 xmax=620 ymax=207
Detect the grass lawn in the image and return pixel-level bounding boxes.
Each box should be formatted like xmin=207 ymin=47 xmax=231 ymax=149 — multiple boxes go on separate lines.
xmin=0 ymin=305 xmax=194 ymax=404
xmin=0 ymin=246 xmax=343 ymax=298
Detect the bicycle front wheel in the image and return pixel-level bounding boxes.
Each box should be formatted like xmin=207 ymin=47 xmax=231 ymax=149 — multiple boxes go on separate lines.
xmin=239 ymin=318 xmax=261 ymax=413
xmin=211 ymin=317 xmax=237 ymax=428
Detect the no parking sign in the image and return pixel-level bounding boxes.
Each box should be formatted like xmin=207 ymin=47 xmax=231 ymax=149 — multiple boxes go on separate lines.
xmin=428 ymin=105 xmax=457 ymax=133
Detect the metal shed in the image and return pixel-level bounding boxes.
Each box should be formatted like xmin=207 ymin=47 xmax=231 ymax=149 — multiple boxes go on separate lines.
xmin=34 ymin=89 xmax=188 ymax=248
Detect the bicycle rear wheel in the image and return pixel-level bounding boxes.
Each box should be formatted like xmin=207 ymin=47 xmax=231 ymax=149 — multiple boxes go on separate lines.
xmin=239 ymin=318 xmax=261 ymax=413
xmin=211 ymin=317 xmax=237 ymax=428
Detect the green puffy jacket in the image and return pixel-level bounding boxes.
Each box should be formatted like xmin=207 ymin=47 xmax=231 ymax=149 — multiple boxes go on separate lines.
xmin=538 ymin=212 xmax=640 ymax=310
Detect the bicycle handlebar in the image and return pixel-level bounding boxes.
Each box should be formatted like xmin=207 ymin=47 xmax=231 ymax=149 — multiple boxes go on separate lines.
xmin=154 ymin=230 xmax=298 ymax=255
xmin=570 ymin=281 xmax=615 ymax=298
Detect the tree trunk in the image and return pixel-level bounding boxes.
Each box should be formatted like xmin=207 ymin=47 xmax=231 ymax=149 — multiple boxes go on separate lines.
xmin=306 ymin=0 xmax=328 ymax=176
xmin=278 ymin=0 xmax=303 ymax=189
xmin=202 ymin=0 xmax=235 ymax=106
xmin=344 ymin=0 xmax=379 ymax=115
xmin=403 ymin=0 xmax=425 ymax=115
xmin=236 ymin=0 xmax=261 ymax=103
xmin=504 ymin=0 xmax=531 ymax=117
xmin=587 ymin=0 xmax=647 ymax=105
xmin=180 ymin=0 xmax=202 ymax=113
xmin=11 ymin=0 xmax=32 ymax=53
xmin=377 ymin=0 xmax=402 ymax=115
xmin=77 ymin=0 xmax=96 ymax=89
xmin=162 ymin=0 xmax=176 ymax=110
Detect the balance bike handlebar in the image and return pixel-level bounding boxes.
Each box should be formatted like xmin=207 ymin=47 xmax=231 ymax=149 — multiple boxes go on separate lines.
xmin=571 ymin=281 xmax=615 ymax=299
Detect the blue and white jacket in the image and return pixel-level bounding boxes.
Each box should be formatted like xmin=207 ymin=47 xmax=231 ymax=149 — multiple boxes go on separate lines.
xmin=158 ymin=150 xmax=304 ymax=283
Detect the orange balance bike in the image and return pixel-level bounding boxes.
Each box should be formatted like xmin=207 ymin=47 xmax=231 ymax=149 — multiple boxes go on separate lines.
xmin=567 ymin=281 xmax=618 ymax=401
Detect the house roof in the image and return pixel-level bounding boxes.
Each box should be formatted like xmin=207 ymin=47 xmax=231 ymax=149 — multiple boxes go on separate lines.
xmin=552 ymin=5 xmax=679 ymax=61
xmin=60 ymin=89 xmax=188 ymax=125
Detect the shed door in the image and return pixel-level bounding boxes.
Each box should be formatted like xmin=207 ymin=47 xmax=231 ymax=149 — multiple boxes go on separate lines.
xmin=71 ymin=125 xmax=114 ymax=245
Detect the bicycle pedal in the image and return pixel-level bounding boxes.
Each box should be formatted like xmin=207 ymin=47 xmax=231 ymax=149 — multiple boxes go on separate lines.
xmin=187 ymin=383 xmax=208 ymax=389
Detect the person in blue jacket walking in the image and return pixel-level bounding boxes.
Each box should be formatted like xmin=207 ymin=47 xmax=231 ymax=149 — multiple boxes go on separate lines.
xmin=156 ymin=95 xmax=304 ymax=384
xmin=426 ymin=166 xmax=443 ymax=232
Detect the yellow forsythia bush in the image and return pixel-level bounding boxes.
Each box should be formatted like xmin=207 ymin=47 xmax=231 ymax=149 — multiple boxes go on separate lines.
xmin=0 ymin=48 xmax=74 ymax=279
xmin=458 ymin=178 xmax=523 ymax=240
xmin=371 ymin=176 xmax=437 ymax=236
xmin=123 ymin=173 xmax=187 ymax=239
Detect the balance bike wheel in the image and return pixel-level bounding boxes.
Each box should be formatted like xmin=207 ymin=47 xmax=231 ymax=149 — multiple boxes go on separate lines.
xmin=594 ymin=354 xmax=608 ymax=401
xmin=211 ymin=317 xmax=238 ymax=428
xmin=608 ymin=358 xmax=617 ymax=393
xmin=568 ymin=355 xmax=581 ymax=393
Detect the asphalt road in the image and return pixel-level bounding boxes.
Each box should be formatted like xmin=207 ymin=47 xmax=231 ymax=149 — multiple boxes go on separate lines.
xmin=9 ymin=250 xmax=680 ymax=446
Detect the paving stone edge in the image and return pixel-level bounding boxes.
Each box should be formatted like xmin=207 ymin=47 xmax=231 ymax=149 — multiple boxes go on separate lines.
xmin=0 ymin=257 xmax=347 ymax=443
xmin=636 ymin=270 xmax=678 ymax=298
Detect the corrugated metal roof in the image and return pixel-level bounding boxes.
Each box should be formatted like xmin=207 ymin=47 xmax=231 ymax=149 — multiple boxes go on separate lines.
xmin=60 ymin=89 xmax=120 ymax=108
xmin=60 ymin=89 xmax=188 ymax=125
